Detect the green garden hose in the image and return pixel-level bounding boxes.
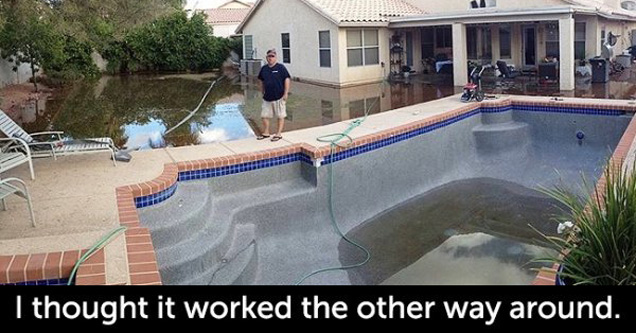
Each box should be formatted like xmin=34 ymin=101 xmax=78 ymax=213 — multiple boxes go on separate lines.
xmin=67 ymin=226 xmax=128 ymax=285
xmin=295 ymin=101 xmax=376 ymax=285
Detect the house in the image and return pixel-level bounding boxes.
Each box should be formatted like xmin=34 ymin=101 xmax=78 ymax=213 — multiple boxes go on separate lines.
xmin=198 ymin=1 xmax=254 ymax=37
xmin=237 ymin=0 xmax=425 ymax=87
xmin=185 ymin=0 xmax=254 ymax=10
xmin=237 ymin=0 xmax=636 ymax=90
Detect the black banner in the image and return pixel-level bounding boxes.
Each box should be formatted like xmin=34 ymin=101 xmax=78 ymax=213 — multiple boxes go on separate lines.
xmin=0 ymin=286 xmax=634 ymax=329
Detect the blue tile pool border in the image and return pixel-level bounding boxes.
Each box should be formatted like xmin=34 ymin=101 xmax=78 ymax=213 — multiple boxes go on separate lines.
xmin=134 ymin=102 xmax=632 ymax=208
xmin=135 ymin=181 xmax=178 ymax=208
xmin=1 ymin=278 xmax=69 ymax=286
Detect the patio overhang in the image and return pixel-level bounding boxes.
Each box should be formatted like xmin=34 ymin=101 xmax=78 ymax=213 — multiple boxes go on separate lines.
xmin=388 ymin=6 xmax=612 ymax=91
xmin=388 ymin=6 xmax=598 ymax=28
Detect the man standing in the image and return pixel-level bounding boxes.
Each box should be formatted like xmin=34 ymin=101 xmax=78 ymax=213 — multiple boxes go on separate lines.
xmin=257 ymin=48 xmax=291 ymax=142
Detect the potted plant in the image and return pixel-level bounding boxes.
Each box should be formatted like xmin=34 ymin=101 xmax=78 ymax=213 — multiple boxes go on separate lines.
xmin=535 ymin=162 xmax=636 ymax=285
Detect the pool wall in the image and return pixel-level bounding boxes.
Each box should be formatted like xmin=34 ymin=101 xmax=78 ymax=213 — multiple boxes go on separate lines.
xmin=125 ymin=97 xmax=636 ymax=285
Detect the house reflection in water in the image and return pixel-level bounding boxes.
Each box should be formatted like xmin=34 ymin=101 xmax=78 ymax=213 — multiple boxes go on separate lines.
xmin=239 ymin=75 xmax=457 ymax=132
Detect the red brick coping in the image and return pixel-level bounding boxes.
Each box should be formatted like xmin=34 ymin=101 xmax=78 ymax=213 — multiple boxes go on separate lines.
xmin=0 ymin=249 xmax=105 ymax=285
xmin=2 ymin=98 xmax=636 ymax=285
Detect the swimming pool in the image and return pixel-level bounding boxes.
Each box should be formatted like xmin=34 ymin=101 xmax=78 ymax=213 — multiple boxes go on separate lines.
xmin=137 ymin=98 xmax=633 ymax=285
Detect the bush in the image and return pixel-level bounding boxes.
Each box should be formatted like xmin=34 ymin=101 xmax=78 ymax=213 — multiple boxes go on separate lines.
xmin=45 ymin=35 xmax=100 ymax=84
xmin=537 ymin=162 xmax=636 ymax=285
xmin=104 ymin=11 xmax=230 ymax=73
xmin=228 ymin=36 xmax=243 ymax=60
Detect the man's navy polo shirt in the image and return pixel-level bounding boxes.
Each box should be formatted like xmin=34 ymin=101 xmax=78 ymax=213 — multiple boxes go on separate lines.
xmin=258 ymin=63 xmax=291 ymax=102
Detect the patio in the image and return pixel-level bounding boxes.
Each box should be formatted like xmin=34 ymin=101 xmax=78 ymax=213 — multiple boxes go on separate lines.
xmin=395 ymin=63 xmax=636 ymax=100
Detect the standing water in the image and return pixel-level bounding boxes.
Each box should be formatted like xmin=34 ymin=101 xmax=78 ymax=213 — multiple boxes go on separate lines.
xmin=340 ymin=178 xmax=561 ymax=285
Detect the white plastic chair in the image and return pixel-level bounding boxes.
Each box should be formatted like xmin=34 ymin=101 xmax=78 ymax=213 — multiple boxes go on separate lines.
xmin=0 ymin=138 xmax=35 ymax=180
xmin=0 ymin=177 xmax=35 ymax=227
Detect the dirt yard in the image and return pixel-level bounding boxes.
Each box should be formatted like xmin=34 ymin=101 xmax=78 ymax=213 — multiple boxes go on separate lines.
xmin=0 ymin=83 xmax=51 ymax=119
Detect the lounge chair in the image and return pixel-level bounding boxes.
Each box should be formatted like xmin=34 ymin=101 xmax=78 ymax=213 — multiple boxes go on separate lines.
xmin=0 ymin=177 xmax=35 ymax=227
xmin=496 ymin=60 xmax=520 ymax=78
xmin=0 ymin=110 xmax=117 ymax=166
xmin=0 ymin=138 xmax=34 ymax=179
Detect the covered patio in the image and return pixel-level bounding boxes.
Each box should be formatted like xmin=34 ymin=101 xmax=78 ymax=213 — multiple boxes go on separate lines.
xmin=389 ymin=6 xmax=608 ymax=91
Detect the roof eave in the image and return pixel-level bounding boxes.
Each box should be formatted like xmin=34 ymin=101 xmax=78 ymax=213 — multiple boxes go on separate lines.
xmin=236 ymin=0 xmax=340 ymax=34
xmin=390 ymin=6 xmax=595 ymax=25
xmin=235 ymin=0 xmax=264 ymax=34
xmin=339 ymin=21 xmax=391 ymax=28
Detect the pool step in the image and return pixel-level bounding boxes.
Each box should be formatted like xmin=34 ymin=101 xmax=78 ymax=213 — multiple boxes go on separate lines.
xmin=180 ymin=223 xmax=259 ymax=285
xmin=472 ymin=121 xmax=530 ymax=153
xmin=208 ymin=223 xmax=258 ymax=285
xmin=155 ymin=177 xmax=315 ymax=285
xmin=138 ymin=181 xmax=211 ymax=249
xmin=481 ymin=110 xmax=513 ymax=125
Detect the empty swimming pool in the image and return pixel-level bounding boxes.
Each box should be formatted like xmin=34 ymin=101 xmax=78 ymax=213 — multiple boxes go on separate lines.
xmin=138 ymin=100 xmax=633 ymax=285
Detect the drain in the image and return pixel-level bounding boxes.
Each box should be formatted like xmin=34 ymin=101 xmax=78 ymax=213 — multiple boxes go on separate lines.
xmin=576 ymin=131 xmax=585 ymax=140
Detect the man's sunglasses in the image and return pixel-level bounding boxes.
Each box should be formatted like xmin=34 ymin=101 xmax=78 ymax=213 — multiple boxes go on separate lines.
xmin=267 ymin=54 xmax=276 ymax=58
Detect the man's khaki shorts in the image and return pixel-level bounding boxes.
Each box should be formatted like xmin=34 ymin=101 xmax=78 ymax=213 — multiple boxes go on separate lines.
xmin=261 ymin=98 xmax=287 ymax=119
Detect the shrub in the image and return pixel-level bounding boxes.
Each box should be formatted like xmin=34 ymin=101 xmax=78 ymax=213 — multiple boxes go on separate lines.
xmin=107 ymin=11 xmax=230 ymax=73
xmin=537 ymin=162 xmax=636 ymax=285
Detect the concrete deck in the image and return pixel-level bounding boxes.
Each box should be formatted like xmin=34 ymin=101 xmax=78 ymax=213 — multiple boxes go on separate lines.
xmin=2 ymin=93 xmax=636 ymax=284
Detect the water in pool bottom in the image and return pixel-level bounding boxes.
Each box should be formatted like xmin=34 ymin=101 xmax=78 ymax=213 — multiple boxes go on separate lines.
xmin=339 ymin=178 xmax=563 ymax=285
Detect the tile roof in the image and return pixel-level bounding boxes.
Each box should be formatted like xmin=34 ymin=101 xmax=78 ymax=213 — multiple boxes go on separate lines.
xmin=201 ymin=8 xmax=251 ymax=24
xmin=563 ymin=0 xmax=636 ymax=17
xmin=304 ymin=0 xmax=426 ymax=23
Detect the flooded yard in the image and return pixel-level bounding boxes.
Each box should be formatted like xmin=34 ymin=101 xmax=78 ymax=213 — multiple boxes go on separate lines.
xmin=12 ymin=71 xmax=457 ymax=150
xmin=9 ymin=68 xmax=636 ymax=150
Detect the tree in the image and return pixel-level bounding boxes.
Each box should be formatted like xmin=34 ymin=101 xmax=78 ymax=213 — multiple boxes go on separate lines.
xmin=48 ymin=0 xmax=185 ymax=45
xmin=121 ymin=11 xmax=229 ymax=72
xmin=0 ymin=0 xmax=65 ymax=91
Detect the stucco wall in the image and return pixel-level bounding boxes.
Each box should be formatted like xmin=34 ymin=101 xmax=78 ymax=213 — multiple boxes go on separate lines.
xmin=242 ymin=0 xmax=341 ymax=86
xmin=0 ymin=55 xmax=34 ymax=88
xmin=598 ymin=18 xmax=636 ymax=53
xmin=213 ymin=23 xmax=240 ymax=37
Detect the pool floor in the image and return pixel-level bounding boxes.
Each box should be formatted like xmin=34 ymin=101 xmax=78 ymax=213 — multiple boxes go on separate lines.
xmin=339 ymin=178 xmax=561 ymax=285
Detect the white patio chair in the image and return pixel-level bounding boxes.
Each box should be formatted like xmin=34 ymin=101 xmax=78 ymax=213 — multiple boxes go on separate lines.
xmin=0 ymin=138 xmax=35 ymax=180
xmin=0 ymin=177 xmax=35 ymax=227
xmin=0 ymin=109 xmax=117 ymax=166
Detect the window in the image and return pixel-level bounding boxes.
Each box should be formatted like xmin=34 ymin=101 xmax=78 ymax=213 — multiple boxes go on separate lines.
xmin=321 ymin=100 xmax=334 ymax=124
xmin=349 ymin=97 xmax=381 ymax=118
xmin=601 ymin=29 xmax=606 ymax=49
xmin=421 ymin=27 xmax=434 ymax=58
xmin=575 ymin=22 xmax=586 ymax=60
xmin=470 ymin=0 xmax=497 ymax=8
xmin=244 ymin=35 xmax=254 ymax=59
xmin=499 ymin=25 xmax=511 ymax=58
xmin=281 ymin=33 xmax=291 ymax=63
xmin=467 ymin=27 xmax=478 ymax=59
xmin=347 ymin=29 xmax=379 ymax=67
xmin=480 ymin=26 xmax=492 ymax=59
xmin=435 ymin=26 xmax=452 ymax=48
xmin=466 ymin=26 xmax=491 ymax=59
xmin=545 ymin=23 xmax=560 ymax=58
xmin=319 ymin=31 xmax=331 ymax=68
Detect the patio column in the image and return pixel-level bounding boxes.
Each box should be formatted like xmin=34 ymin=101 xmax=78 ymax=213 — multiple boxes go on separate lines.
xmin=559 ymin=16 xmax=576 ymax=90
xmin=586 ymin=16 xmax=601 ymax=58
xmin=491 ymin=24 xmax=500 ymax=63
xmin=452 ymin=23 xmax=468 ymax=87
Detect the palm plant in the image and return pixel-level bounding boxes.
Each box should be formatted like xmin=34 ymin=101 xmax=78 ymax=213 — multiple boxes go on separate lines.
xmin=535 ymin=162 xmax=636 ymax=285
